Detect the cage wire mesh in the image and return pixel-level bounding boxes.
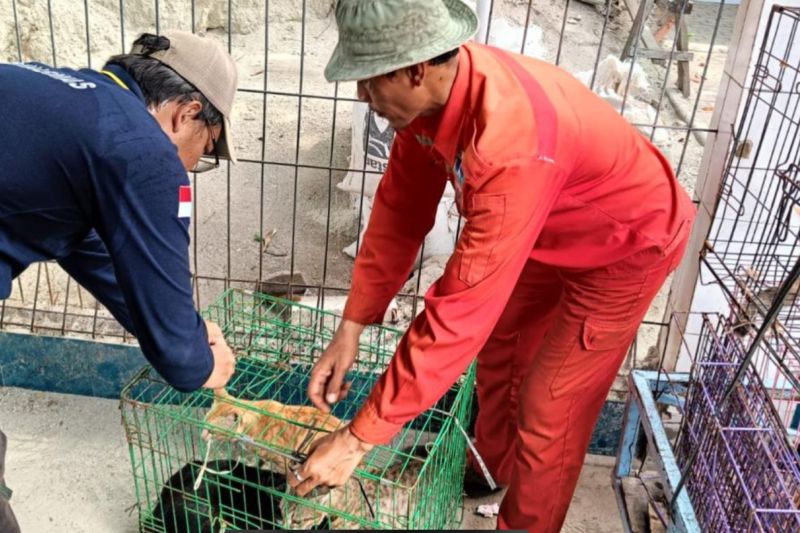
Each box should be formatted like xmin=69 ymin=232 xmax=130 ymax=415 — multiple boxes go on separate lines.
xmin=637 ymin=6 xmax=800 ymax=531
xmin=0 ymin=0 xmax=737 ymax=395
xmin=121 ymin=289 xmax=475 ymax=531
xmin=614 ymin=315 xmax=800 ymax=530
xmin=673 ymin=314 xmax=800 ymax=532
xmin=702 ymin=5 xmax=800 ymax=404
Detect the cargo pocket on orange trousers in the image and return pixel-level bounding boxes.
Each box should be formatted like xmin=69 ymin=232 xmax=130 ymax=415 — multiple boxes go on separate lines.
xmin=458 ymin=194 xmax=506 ymax=287
xmin=549 ymin=318 xmax=640 ymax=399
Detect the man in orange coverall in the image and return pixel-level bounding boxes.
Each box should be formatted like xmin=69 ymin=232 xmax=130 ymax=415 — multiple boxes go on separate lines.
xmin=288 ymin=1 xmax=696 ymax=530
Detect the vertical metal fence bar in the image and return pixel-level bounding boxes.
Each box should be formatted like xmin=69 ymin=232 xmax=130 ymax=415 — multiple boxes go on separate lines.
xmin=0 ymin=286 xmax=5 ymax=329
xmin=225 ymin=0 xmax=233 ymax=292
xmin=410 ymin=242 xmax=426 ymax=319
xmin=476 ymin=0 xmax=492 ymax=44
xmin=320 ymin=81 xmax=341 ymax=312
xmin=555 ymin=0 xmax=572 ymax=66
xmin=0 ymin=0 xmax=12 ymax=325
xmin=675 ymin=0 xmax=729 ymax=178
xmin=29 ymin=263 xmax=42 ymax=332
xmin=60 ymin=277 xmax=72 ymax=336
xmin=484 ymin=0 xmax=495 ymax=45
xmin=193 ymin=173 xmax=202 ymax=308
xmin=648 ymin=0 xmax=693 ymax=143
xmin=119 ymin=0 xmax=126 ymax=53
xmin=44 ymin=263 xmax=54 ymax=306
xmin=11 ymin=0 xmax=22 ymax=61
xmin=46 ymin=0 xmax=56 ymax=66
xmin=84 ymin=0 xmax=91 ymax=68
xmin=257 ymin=0 xmax=270 ymax=283
xmin=91 ymin=297 xmax=101 ymax=338
xmin=353 ymin=111 xmax=375 ymax=259
xmin=520 ymin=0 xmax=534 ymax=56
xmin=288 ymin=0 xmax=308 ymax=282
xmin=589 ymin=0 xmax=615 ymax=91
xmin=190 ymin=1 xmax=201 ymax=308
xmin=619 ymin=1 xmax=648 ymax=119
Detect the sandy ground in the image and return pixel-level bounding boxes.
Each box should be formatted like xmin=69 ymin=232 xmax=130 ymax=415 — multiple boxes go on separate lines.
xmin=0 ymin=386 xmax=622 ymax=532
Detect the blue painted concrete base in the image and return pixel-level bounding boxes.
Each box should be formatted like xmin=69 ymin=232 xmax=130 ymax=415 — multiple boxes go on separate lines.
xmin=0 ymin=331 xmax=144 ymax=399
xmin=0 ymin=331 xmax=626 ymax=455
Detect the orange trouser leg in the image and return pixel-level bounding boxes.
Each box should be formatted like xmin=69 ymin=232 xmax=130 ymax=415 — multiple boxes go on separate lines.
xmin=497 ymin=245 xmax=685 ymax=533
xmin=473 ymin=261 xmax=562 ymax=485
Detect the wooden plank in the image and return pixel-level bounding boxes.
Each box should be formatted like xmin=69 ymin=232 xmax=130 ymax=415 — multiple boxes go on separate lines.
xmin=641 ymin=49 xmax=694 ymax=61
xmin=622 ymin=0 xmax=664 ymax=62
xmin=623 ymin=0 xmax=656 ymax=59
xmin=668 ymin=0 xmax=693 ymax=14
xmin=621 ymin=477 xmax=650 ymax=533
xmin=623 ymin=0 xmax=643 ymax=19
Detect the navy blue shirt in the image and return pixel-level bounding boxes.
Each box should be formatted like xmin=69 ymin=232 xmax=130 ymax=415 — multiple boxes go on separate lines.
xmin=0 ymin=62 xmax=213 ymax=391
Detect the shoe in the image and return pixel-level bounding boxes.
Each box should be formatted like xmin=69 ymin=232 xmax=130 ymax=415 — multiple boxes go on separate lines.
xmin=463 ymin=465 xmax=503 ymax=498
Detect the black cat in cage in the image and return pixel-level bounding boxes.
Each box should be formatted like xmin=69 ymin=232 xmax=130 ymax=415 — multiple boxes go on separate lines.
xmin=148 ymin=460 xmax=294 ymax=533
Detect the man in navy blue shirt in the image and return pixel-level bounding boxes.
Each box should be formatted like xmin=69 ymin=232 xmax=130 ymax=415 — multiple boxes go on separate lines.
xmin=1 ymin=30 xmax=242 ymax=531
xmin=0 ymin=31 xmax=239 ymax=394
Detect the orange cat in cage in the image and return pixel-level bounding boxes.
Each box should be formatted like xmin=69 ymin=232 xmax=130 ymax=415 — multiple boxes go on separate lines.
xmin=202 ymin=388 xmax=342 ymax=469
xmin=202 ymin=388 xmax=356 ymax=528
xmin=202 ymin=388 xmax=425 ymax=529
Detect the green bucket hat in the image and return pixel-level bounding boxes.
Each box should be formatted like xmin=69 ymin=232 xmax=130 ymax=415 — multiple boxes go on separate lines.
xmin=324 ymin=0 xmax=478 ymax=82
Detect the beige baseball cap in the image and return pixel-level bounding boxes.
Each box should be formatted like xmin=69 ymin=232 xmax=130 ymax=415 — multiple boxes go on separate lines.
xmin=132 ymin=30 xmax=239 ymax=163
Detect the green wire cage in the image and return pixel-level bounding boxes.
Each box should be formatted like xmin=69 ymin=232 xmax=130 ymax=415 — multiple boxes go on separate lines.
xmin=121 ymin=289 xmax=476 ymax=532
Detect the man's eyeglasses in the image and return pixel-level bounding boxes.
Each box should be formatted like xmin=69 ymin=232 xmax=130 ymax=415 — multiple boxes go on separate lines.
xmin=192 ymin=125 xmax=220 ymax=173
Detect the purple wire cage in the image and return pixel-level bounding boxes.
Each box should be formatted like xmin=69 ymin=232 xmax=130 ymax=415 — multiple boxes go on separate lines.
xmin=675 ymin=315 xmax=800 ymax=532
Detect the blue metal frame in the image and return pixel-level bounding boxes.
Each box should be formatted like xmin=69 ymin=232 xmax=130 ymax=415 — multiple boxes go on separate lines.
xmin=614 ymin=370 xmax=700 ymax=533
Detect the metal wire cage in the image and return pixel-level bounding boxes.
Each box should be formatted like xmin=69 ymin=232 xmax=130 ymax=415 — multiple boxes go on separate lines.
xmin=704 ymin=7 xmax=800 ymax=345
xmin=674 ymin=314 xmax=800 ymax=532
xmin=121 ymin=289 xmax=476 ymax=531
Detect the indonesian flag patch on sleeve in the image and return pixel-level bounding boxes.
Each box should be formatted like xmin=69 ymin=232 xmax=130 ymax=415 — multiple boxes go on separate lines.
xmin=178 ymin=185 xmax=192 ymax=219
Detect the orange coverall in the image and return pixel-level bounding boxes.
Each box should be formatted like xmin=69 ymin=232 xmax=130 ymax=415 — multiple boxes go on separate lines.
xmin=343 ymin=42 xmax=695 ymax=532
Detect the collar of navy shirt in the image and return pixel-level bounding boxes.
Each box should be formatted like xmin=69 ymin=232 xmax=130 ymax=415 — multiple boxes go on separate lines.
xmin=98 ymin=63 xmax=145 ymax=103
